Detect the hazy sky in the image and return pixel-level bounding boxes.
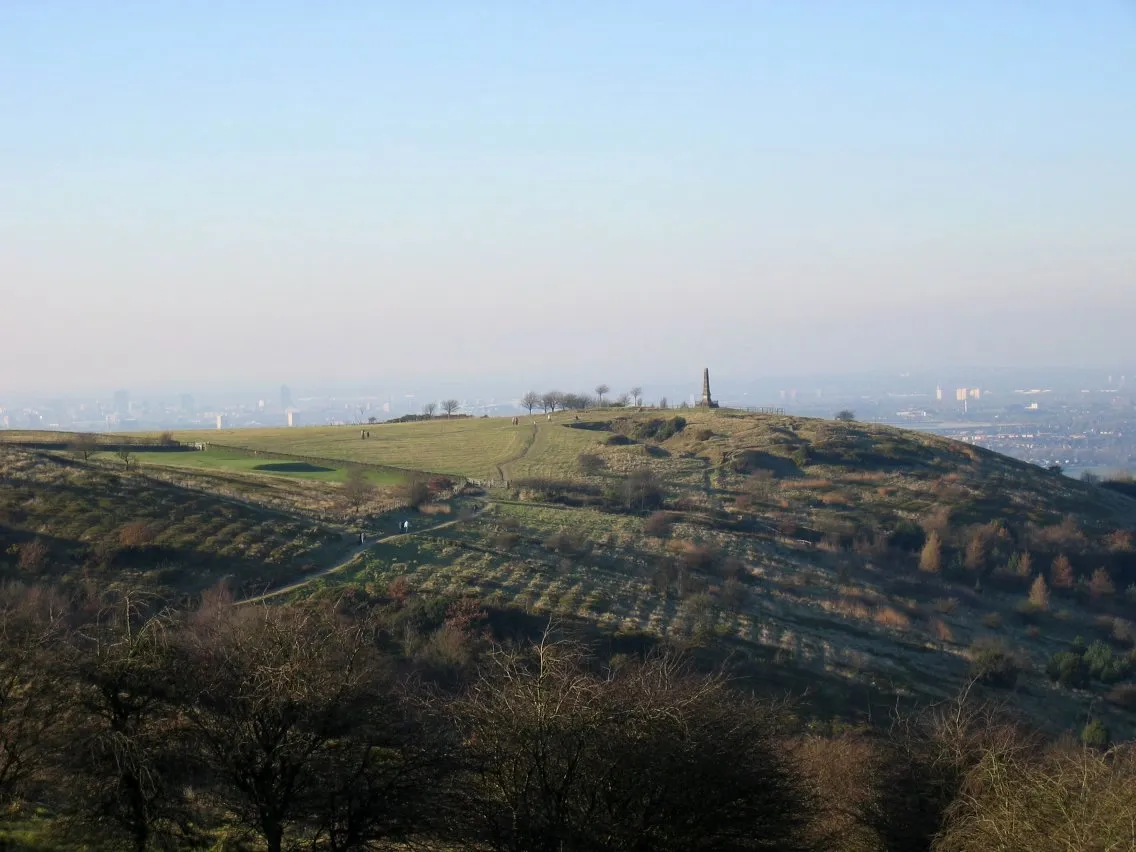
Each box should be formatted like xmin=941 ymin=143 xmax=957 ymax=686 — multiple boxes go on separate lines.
xmin=3 ymin=2 xmax=1134 ymax=394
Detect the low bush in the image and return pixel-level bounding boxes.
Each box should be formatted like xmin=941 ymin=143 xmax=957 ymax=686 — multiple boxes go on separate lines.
xmin=1046 ymin=650 xmax=1090 ymax=689
xmin=643 ymin=511 xmax=671 ymax=538
xmin=968 ymin=637 xmax=1021 ymax=688
xmin=631 ymin=416 xmax=686 ymax=441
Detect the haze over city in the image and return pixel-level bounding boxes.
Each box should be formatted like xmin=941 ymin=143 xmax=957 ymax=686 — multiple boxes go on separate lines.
xmin=3 ymin=1 xmax=1135 ymax=395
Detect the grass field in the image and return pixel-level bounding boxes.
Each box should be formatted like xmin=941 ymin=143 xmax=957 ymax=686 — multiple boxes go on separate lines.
xmin=173 ymin=412 xmax=608 ymax=480
xmin=117 ymin=448 xmax=404 ymax=485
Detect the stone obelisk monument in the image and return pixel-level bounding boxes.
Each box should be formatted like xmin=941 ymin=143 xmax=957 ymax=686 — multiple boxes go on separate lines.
xmin=698 ymin=367 xmax=719 ymax=408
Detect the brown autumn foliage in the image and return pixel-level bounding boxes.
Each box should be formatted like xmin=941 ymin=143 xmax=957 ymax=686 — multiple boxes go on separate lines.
xmin=1089 ymin=567 xmax=1116 ymax=599
xmin=643 ymin=511 xmax=672 ymax=538
xmin=16 ymin=540 xmax=48 ymax=572
xmin=920 ymin=531 xmax=942 ymax=574
xmin=1028 ymin=574 xmax=1050 ymax=611
xmin=117 ymin=520 xmax=156 ymax=548
xmin=1049 ymin=554 xmax=1075 ymax=590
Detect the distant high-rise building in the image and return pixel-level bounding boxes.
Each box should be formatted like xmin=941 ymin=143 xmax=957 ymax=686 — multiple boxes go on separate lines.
xmin=955 ymin=388 xmax=968 ymax=402
xmin=280 ymin=385 xmax=293 ymax=410
xmin=113 ymin=389 xmax=129 ymax=415
xmin=180 ymin=394 xmax=195 ymax=414
xmin=216 ymin=414 xmax=224 ymax=430
xmin=287 ymin=410 xmax=294 ymax=427
xmin=968 ymin=388 xmax=982 ymax=400
xmin=935 ymin=385 xmax=943 ymax=402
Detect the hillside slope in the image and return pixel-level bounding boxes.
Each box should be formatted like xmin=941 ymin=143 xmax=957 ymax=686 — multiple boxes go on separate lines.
xmin=0 ymin=446 xmax=352 ymax=598
xmin=250 ymin=409 xmax=1136 ymax=735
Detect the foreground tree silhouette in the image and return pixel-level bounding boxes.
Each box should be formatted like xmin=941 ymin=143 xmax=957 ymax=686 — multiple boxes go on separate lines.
xmin=449 ymin=634 xmax=815 ymax=851
xmin=62 ymin=593 xmax=194 ymax=852
xmin=0 ymin=586 xmax=70 ymax=821
xmin=173 ymin=602 xmax=454 ymax=852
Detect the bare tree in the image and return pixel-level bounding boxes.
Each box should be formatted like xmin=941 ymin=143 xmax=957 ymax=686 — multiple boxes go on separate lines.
xmin=540 ymin=392 xmax=563 ymax=413
xmin=835 ymin=410 xmax=856 ymax=422
xmin=422 ymin=402 xmax=438 ymax=418
xmin=448 ymin=635 xmax=814 ymax=852
xmin=630 ymin=387 xmax=643 ymax=406
xmin=116 ymin=447 xmax=135 ymax=468
xmin=520 ymin=392 xmax=541 ymax=414
xmin=157 ymin=431 xmax=176 ymax=446
xmin=70 ymin=433 xmax=99 ymax=461
xmin=396 ymin=473 xmax=432 ymax=509
xmin=62 ymin=595 xmax=195 ymax=852
xmin=173 ymin=603 xmax=449 ymax=852
xmin=342 ymin=466 xmax=375 ymax=513
xmin=0 ymin=586 xmax=70 ymax=819
xmin=658 ymin=397 xmax=668 ymax=409
xmin=594 ymin=384 xmax=610 ymax=406
xmin=441 ymin=399 xmax=460 ymax=417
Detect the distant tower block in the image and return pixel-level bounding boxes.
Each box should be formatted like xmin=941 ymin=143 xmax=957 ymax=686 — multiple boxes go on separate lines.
xmin=697 ymin=368 xmax=720 ymax=409
xmin=287 ymin=409 xmax=294 ymax=427
xmin=215 ymin=414 xmax=223 ymax=430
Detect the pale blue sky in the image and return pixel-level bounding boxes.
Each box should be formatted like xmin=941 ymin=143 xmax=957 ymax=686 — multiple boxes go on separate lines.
xmin=2 ymin=2 xmax=1134 ymax=393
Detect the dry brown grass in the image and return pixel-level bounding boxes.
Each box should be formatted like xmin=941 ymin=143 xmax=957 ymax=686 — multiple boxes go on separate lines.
xmin=930 ymin=617 xmax=955 ymax=642
xmin=417 ymin=502 xmax=453 ymax=516
xmin=873 ymin=606 xmax=912 ymax=629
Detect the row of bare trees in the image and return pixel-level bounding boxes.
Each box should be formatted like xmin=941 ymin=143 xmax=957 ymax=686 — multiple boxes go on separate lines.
xmin=2 ymin=582 xmax=1135 ymax=851
xmin=421 ymin=399 xmax=461 ymax=417
xmin=519 ymin=386 xmax=645 ymax=415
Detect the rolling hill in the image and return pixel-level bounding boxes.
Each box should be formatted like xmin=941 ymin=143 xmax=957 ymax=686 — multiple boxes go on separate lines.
xmin=6 ymin=408 xmax=1136 ymax=737
xmin=171 ymin=408 xmax=1136 ymax=734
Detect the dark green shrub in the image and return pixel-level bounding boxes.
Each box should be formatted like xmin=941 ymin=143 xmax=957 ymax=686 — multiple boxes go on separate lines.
xmin=890 ymin=519 xmax=926 ymax=552
xmin=1046 ymin=651 xmax=1090 ymax=689
xmin=1080 ymin=719 xmax=1110 ymax=750
xmin=632 ymin=416 xmax=687 ymax=441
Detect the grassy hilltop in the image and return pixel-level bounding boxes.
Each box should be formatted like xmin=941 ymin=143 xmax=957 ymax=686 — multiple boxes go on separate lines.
xmin=163 ymin=408 xmax=1136 ymax=734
